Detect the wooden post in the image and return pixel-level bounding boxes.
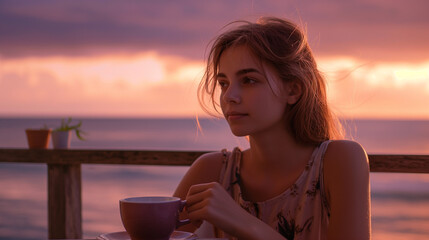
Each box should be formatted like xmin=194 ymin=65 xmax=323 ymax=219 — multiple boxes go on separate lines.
xmin=48 ymin=163 xmax=82 ymax=239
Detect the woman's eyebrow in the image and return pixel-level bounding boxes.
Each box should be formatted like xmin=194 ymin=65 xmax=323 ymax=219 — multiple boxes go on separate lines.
xmin=216 ymin=73 xmax=227 ymax=78
xmin=217 ymin=68 xmax=261 ymax=79
xmin=236 ymin=68 xmax=261 ymax=76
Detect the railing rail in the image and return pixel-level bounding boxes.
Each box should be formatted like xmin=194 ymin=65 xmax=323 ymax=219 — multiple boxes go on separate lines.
xmin=1 ymin=148 xmax=429 ymax=239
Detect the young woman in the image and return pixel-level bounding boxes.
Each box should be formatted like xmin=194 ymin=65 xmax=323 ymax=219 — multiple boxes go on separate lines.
xmin=174 ymin=17 xmax=371 ymax=240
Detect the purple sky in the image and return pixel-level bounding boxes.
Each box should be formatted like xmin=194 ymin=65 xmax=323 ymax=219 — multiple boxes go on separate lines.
xmin=1 ymin=0 xmax=428 ymax=61
xmin=1 ymin=0 xmax=428 ymax=118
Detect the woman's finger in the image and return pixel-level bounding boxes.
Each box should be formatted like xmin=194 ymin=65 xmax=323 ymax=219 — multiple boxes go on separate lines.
xmin=186 ymin=197 xmax=209 ymax=213
xmin=186 ymin=182 xmax=217 ymax=205
xmin=187 ymin=182 xmax=217 ymax=195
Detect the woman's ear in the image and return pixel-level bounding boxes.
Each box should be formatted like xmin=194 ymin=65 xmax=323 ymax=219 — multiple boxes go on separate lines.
xmin=285 ymin=81 xmax=302 ymax=105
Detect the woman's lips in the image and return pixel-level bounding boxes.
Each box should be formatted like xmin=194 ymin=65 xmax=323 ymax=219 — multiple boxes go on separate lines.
xmin=226 ymin=112 xmax=248 ymax=121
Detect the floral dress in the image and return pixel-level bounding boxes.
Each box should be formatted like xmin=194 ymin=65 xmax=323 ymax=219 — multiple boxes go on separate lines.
xmin=195 ymin=141 xmax=331 ymax=240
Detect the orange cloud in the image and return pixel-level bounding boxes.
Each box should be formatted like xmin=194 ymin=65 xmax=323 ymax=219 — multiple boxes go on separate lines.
xmin=319 ymin=57 xmax=429 ymax=119
xmin=0 ymin=52 xmax=204 ymax=117
xmin=1 ymin=52 xmax=428 ymax=119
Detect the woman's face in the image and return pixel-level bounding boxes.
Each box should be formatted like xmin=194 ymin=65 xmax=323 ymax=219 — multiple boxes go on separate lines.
xmin=217 ymin=45 xmax=289 ymax=137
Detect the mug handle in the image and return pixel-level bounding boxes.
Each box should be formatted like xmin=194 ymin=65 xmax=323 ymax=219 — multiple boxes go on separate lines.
xmin=176 ymin=200 xmax=191 ymax=227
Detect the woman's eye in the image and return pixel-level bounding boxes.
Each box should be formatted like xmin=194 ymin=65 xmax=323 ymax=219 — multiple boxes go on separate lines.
xmin=242 ymin=76 xmax=257 ymax=84
xmin=217 ymin=80 xmax=228 ymax=88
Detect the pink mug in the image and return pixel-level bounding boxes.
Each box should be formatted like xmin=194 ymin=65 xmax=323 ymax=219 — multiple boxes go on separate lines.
xmin=119 ymin=196 xmax=190 ymax=240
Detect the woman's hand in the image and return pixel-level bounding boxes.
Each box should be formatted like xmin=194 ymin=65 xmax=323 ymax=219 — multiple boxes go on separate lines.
xmin=185 ymin=182 xmax=241 ymax=232
xmin=186 ymin=182 xmax=286 ymax=240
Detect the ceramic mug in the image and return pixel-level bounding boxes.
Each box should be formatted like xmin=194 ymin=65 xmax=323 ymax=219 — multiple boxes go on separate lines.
xmin=119 ymin=196 xmax=190 ymax=240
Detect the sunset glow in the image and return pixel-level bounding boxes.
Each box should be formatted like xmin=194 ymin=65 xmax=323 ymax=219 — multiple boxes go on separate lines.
xmin=319 ymin=57 xmax=429 ymax=119
xmin=2 ymin=53 xmax=428 ymax=119
xmin=1 ymin=0 xmax=428 ymax=119
xmin=394 ymin=65 xmax=429 ymax=88
xmin=0 ymin=53 xmax=205 ymax=117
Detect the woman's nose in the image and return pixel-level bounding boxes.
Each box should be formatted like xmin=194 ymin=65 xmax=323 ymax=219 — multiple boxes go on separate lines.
xmin=223 ymin=84 xmax=241 ymax=104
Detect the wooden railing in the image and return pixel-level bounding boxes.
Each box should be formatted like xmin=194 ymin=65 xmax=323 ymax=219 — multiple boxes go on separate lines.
xmin=1 ymin=148 xmax=429 ymax=239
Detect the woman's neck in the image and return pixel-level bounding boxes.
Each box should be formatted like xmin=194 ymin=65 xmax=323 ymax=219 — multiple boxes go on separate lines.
xmin=246 ymin=127 xmax=314 ymax=172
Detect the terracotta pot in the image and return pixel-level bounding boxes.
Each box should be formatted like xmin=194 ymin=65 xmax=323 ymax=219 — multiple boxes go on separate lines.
xmin=25 ymin=129 xmax=52 ymax=149
xmin=52 ymin=130 xmax=72 ymax=149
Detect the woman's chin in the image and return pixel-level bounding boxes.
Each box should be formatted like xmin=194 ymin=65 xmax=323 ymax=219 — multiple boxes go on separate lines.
xmin=229 ymin=128 xmax=250 ymax=137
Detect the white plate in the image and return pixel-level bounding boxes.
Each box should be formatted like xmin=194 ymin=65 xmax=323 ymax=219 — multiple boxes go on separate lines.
xmin=97 ymin=230 xmax=198 ymax=240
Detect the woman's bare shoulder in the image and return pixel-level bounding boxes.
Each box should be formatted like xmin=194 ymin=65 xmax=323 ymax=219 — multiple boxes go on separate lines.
xmin=191 ymin=151 xmax=226 ymax=173
xmin=173 ymin=151 xmax=226 ymax=199
xmin=323 ymin=140 xmax=370 ymax=193
xmin=324 ymin=140 xmax=368 ymax=165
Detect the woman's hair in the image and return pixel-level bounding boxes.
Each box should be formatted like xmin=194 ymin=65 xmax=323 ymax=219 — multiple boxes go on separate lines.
xmin=198 ymin=16 xmax=343 ymax=145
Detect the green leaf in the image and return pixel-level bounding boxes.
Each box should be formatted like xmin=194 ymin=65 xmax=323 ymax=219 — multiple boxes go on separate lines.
xmin=53 ymin=117 xmax=86 ymax=141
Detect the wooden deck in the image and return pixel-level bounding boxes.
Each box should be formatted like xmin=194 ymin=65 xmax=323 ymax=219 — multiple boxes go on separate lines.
xmin=1 ymin=148 xmax=429 ymax=239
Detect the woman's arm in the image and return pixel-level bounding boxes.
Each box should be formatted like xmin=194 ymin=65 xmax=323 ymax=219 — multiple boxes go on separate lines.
xmin=324 ymin=140 xmax=371 ymax=240
xmin=185 ymin=181 xmax=286 ymax=240
xmin=173 ymin=151 xmax=225 ymax=232
xmin=174 ymin=152 xmax=286 ymax=240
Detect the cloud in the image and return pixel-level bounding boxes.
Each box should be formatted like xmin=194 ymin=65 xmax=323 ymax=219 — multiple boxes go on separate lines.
xmin=1 ymin=0 xmax=428 ymax=118
xmin=0 ymin=0 xmax=228 ymax=59
xmin=0 ymin=52 xmax=204 ymax=117
xmin=1 ymin=0 xmax=428 ymax=61
xmin=320 ymin=58 xmax=429 ymax=119
xmin=1 ymin=51 xmax=428 ymax=118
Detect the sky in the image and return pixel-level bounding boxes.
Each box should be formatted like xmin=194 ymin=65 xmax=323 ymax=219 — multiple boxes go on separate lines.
xmin=0 ymin=0 xmax=428 ymax=119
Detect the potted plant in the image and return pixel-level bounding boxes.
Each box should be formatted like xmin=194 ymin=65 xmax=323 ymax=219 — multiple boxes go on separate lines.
xmin=51 ymin=117 xmax=85 ymax=149
xmin=25 ymin=127 xmax=52 ymax=149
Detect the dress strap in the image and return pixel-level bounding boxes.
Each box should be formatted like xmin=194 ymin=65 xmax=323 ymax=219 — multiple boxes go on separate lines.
xmin=318 ymin=140 xmax=332 ymax=218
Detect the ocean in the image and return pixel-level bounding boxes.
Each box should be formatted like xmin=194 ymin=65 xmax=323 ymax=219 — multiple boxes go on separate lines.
xmin=0 ymin=117 xmax=429 ymax=240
